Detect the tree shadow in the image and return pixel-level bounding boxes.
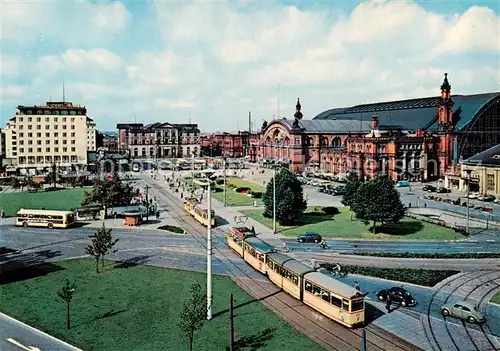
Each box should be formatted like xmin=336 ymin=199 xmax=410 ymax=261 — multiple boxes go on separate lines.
xmin=0 ymin=249 xmax=64 ymax=284
xmin=212 ymin=290 xmax=281 ymax=319
xmin=0 ymin=247 xmax=19 ymax=257
xmin=142 ymin=219 xmax=162 ymax=225
xmin=114 ymin=255 xmax=154 ymax=269
xmin=375 ymin=221 xmax=424 ymax=235
xmin=228 ymin=327 xmax=276 ymax=351
xmin=280 ymin=212 xmax=335 ymax=231
xmin=73 ymin=309 xmax=128 ymax=328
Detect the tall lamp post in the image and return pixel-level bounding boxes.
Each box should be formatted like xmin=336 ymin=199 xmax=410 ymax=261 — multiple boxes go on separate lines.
xmin=193 ymin=176 xmax=213 ymax=320
xmin=223 ymin=157 xmax=227 ymax=207
xmin=465 ymin=169 xmax=472 ymax=234
xmin=272 ymin=166 xmax=277 ymax=234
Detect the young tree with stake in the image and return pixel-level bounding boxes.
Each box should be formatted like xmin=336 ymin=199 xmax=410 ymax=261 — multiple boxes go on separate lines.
xmin=57 ymin=280 xmax=77 ymax=329
xmin=179 ymin=282 xmax=207 ymax=351
xmin=85 ymin=225 xmax=107 ymax=273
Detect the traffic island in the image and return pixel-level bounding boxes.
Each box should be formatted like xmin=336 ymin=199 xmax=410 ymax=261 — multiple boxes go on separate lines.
xmin=241 ymin=207 xmax=467 ymax=241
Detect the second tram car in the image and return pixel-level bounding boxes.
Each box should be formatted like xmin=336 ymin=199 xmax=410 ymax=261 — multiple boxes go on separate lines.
xmin=226 ymin=234 xmax=366 ymax=328
xmin=184 ymin=198 xmax=216 ymax=227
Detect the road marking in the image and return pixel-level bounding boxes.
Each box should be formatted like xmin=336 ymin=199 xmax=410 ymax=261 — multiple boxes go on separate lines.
xmin=486 ymin=240 xmax=496 ymax=243
xmin=7 ymin=338 xmax=41 ymax=351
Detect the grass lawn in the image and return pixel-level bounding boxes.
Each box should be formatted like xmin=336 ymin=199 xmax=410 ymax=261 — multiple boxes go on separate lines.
xmin=491 ymin=292 xmax=500 ymax=305
xmin=241 ymin=207 xmax=466 ymax=241
xmin=0 ymin=188 xmax=88 ymax=217
xmin=0 ymin=259 xmax=324 ymax=351
xmin=184 ymin=177 xmax=266 ymax=207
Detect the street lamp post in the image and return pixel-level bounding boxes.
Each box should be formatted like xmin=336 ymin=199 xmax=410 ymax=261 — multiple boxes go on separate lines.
xmin=273 ymin=166 xmax=277 ymax=234
xmin=223 ymin=157 xmax=227 ymax=207
xmin=193 ymin=176 xmax=213 ymax=320
xmin=465 ymin=169 xmax=472 ymax=234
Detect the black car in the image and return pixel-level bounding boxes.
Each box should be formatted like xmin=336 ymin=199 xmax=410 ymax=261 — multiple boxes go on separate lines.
xmin=436 ymin=187 xmax=451 ymax=193
xmin=423 ymin=185 xmax=437 ymax=192
xmin=296 ymin=232 xmax=322 ymax=243
xmin=377 ymin=287 xmax=416 ymax=307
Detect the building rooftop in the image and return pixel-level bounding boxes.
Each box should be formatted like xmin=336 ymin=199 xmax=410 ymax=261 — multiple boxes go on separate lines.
xmin=277 ymin=118 xmax=373 ymax=134
xmin=313 ymin=92 xmax=499 ymax=132
xmin=17 ymin=101 xmax=86 ymax=110
xmin=462 ymin=144 xmax=500 ymax=167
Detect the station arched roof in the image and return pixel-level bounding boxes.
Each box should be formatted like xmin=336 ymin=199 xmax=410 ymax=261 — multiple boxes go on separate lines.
xmin=313 ymin=92 xmax=500 ymax=132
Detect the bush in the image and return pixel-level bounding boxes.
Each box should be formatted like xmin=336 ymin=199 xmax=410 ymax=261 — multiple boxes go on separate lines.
xmin=251 ymin=192 xmax=263 ymax=199
xmin=320 ymin=264 xmax=459 ymax=287
xmin=321 ymin=206 xmax=340 ymax=215
xmin=215 ymin=179 xmax=224 ymax=185
xmin=158 ymin=225 xmax=185 ymax=234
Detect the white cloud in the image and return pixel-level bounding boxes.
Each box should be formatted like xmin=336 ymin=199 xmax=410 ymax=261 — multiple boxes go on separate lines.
xmin=0 ymin=54 xmax=21 ymax=76
xmin=0 ymin=0 xmax=131 ymax=44
xmin=1 ymin=0 xmax=499 ymax=132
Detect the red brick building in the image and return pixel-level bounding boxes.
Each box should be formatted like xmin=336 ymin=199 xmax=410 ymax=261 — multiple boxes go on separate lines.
xmin=199 ymin=131 xmax=258 ymax=160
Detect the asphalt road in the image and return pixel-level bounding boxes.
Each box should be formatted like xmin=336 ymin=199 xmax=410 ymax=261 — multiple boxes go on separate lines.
xmin=1 ymin=313 xmax=81 ymax=351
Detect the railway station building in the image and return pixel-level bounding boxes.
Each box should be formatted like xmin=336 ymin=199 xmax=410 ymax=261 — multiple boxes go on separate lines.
xmin=257 ymin=74 xmax=499 ymax=182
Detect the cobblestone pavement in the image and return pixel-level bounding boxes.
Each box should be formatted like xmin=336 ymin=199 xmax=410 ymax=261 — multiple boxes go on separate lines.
xmin=421 ymin=271 xmax=500 ymax=351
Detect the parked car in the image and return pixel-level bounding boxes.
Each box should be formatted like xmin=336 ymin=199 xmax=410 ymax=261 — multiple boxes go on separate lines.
xmin=423 ymin=185 xmax=437 ymax=192
xmin=478 ymin=195 xmax=496 ymax=202
xmin=494 ymin=197 xmax=500 ymax=203
xmin=377 ymin=287 xmax=417 ymax=307
xmin=436 ymin=187 xmax=451 ymax=193
xmin=441 ymin=300 xmax=485 ymax=323
xmin=468 ymin=192 xmax=480 ymax=199
xmin=396 ymin=180 xmax=410 ymax=187
xmin=296 ymin=232 xmax=322 ymax=243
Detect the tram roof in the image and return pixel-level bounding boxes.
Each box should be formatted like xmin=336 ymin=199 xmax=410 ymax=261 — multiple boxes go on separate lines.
xmin=245 ymin=237 xmax=274 ymax=253
xmin=304 ymin=272 xmax=365 ymax=299
xmin=268 ymin=253 xmax=292 ymax=265
xmin=283 ymin=260 xmax=315 ymax=276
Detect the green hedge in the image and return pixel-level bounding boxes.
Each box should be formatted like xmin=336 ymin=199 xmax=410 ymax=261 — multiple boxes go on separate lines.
xmin=320 ymin=263 xmax=459 ymax=287
xmin=341 ymin=252 xmax=500 ymax=259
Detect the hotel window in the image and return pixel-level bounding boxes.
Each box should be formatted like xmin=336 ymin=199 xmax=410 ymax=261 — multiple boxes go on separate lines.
xmin=37 ymin=133 xmax=41 ymax=137
xmin=45 ymin=117 xmax=50 ymax=122
xmin=36 ymin=117 xmax=41 ymax=122
xmin=37 ymin=140 xmax=41 ymax=145
xmin=19 ymin=133 xmax=23 ymax=137
xmin=46 ymin=140 xmax=50 ymax=145
xmin=54 ymin=125 xmax=58 ymax=130
xmin=37 ymin=125 xmax=41 ymax=129
xmin=46 ymin=132 xmax=50 ymax=137
xmin=54 ymin=133 xmax=58 ymax=137
xmin=62 ymin=117 xmax=66 ymax=122
xmin=71 ymin=140 xmax=75 ymax=144
xmin=63 ymin=140 xmax=67 ymax=145
xmin=71 ymin=147 xmax=76 ymax=152
xmin=19 ymin=140 xmax=24 ymax=145
xmin=28 ymin=148 xmax=33 ymax=153
xmin=44 ymin=110 xmax=50 ymax=115
xmin=19 ymin=148 xmax=24 ymax=153
xmin=28 ymin=125 xmax=32 ymax=130
xmin=45 ymin=125 xmax=50 ymax=130
xmin=28 ymin=140 xmax=32 ymax=145
xmin=54 ymin=117 xmax=58 ymax=122
xmin=487 ymin=174 xmax=495 ymax=192
xmin=18 ymin=117 xmax=23 ymax=122
xmin=63 ymin=147 xmax=67 ymax=152
xmin=71 ymin=125 xmax=75 ymax=130
xmin=63 ymin=125 xmax=67 ymax=129
xmin=19 ymin=125 xmax=23 ymax=129
xmin=46 ymin=147 xmax=50 ymax=152
xmin=71 ymin=132 xmax=75 ymax=137
xmin=28 ymin=132 xmax=32 ymax=137
xmin=63 ymin=133 xmax=67 ymax=137
xmin=28 ymin=117 xmax=32 ymax=122
xmin=37 ymin=148 xmax=42 ymax=153
xmin=54 ymin=148 xmax=59 ymax=152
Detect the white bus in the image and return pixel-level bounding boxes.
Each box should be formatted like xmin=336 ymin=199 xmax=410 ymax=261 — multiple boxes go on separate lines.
xmin=16 ymin=209 xmax=76 ymax=229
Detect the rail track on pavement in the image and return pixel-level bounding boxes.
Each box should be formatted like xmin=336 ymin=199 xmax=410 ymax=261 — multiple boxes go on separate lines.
xmin=142 ymin=175 xmax=422 ymax=351
xmin=423 ymin=270 xmax=500 ymax=351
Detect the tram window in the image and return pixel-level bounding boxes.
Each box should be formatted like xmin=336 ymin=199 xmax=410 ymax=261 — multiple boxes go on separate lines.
xmin=285 ymin=270 xmax=292 ymax=280
xmin=331 ymin=296 xmax=342 ymax=308
xmin=268 ymin=261 xmax=274 ymax=269
xmin=258 ymin=254 xmax=265 ymax=262
xmin=313 ymin=285 xmax=321 ymax=297
xmin=321 ymin=290 xmax=330 ymax=302
xmin=305 ymin=281 xmax=313 ymax=292
xmin=342 ymin=299 xmax=350 ymax=311
xmin=292 ymin=275 xmax=298 ymax=285
xmin=351 ymin=299 xmax=364 ymax=312
xmin=274 ymin=264 xmax=280 ymax=273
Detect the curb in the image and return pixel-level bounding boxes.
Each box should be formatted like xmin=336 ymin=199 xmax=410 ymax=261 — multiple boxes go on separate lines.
xmin=0 ymin=312 xmax=83 ymax=351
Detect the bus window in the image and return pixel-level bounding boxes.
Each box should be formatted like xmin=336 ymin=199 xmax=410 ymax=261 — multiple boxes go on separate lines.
xmin=351 ymin=299 xmax=364 ymax=312
xmin=342 ymin=299 xmax=350 ymax=311
xmin=331 ymin=295 xmax=342 ymax=308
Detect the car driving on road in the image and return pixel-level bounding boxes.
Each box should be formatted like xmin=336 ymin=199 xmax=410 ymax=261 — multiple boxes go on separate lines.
xmin=440 ymin=300 xmax=485 ymax=323
xmin=296 ymin=232 xmax=322 ymax=243
xmin=377 ymin=287 xmax=417 ymax=307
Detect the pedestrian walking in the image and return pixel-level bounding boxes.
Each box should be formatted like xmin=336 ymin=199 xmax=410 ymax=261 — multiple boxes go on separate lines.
xmin=282 ymin=241 xmax=287 ymax=253
xmin=156 ymin=210 xmax=160 ymax=219
xmin=251 ymin=225 xmax=255 ymax=234
xmin=386 ymin=295 xmax=392 ymax=313
xmin=354 ymin=280 xmax=360 ymax=291
xmin=1 ymin=209 xmax=4 ymax=219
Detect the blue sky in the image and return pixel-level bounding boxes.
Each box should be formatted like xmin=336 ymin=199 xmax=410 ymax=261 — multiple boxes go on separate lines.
xmin=1 ymin=0 xmax=499 ymax=132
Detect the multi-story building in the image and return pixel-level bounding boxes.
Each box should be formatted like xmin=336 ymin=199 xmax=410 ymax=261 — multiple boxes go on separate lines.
xmin=458 ymin=144 xmax=500 ymax=196
xmin=2 ymin=101 xmax=97 ymax=174
xmin=256 ymin=74 xmax=499 ymax=182
xmin=117 ymin=122 xmax=200 ymax=159
xmin=199 ymin=131 xmax=258 ymax=159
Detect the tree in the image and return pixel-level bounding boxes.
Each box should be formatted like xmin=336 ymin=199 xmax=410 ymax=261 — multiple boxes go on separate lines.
xmin=57 ymin=280 xmax=77 ymax=329
xmin=262 ymin=168 xmax=307 ymax=225
xmin=341 ymin=174 xmax=362 ymax=208
xmin=101 ymin=225 xmax=119 ymax=267
xmin=45 ymin=163 xmax=58 ymax=188
xmin=82 ymin=173 xmax=134 ymax=211
xmin=85 ymin=225 xmax=107 ymax=273
xmin=350 ymin=175 xmax=406 ymax=233
xmin=179 ymin=282 xmax=207 ymax=351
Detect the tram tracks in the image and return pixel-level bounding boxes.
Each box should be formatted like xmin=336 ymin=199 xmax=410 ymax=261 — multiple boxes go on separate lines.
xmin=423 ymin=270 xmax=500 ymax=351
xmin=143 ymin=176 xmax=421 ymax=351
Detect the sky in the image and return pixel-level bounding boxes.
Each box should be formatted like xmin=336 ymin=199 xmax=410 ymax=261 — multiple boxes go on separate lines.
xmin=1 ymin=0 xmax=499 ymax=133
